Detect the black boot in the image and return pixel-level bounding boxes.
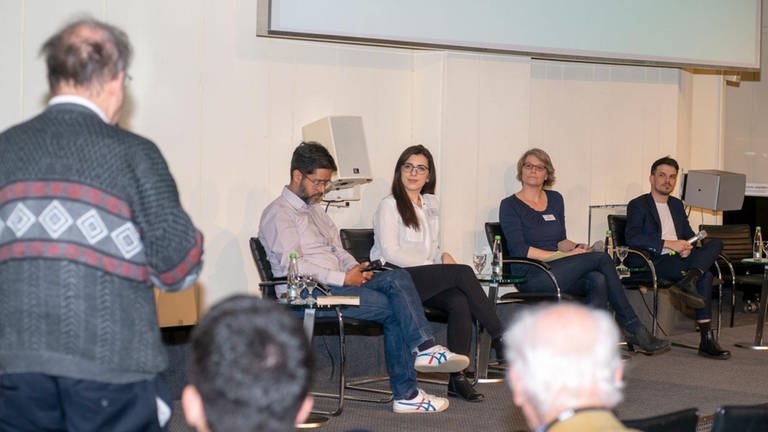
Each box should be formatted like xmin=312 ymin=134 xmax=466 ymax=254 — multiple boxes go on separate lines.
xmin=698 ymin=323 xmax=731 ymax=360
xmin=669 ymin=268 xmax=706 ymax=308
xmin=491 ymin=336 xmax=506 ymax=365
xmin=624 ymin=325 xmax=671 ymax=355
xmin=448 ymin=373 xmax=484 ymax=402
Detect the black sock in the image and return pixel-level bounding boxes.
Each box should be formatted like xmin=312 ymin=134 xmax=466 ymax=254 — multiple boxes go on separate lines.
xmin=417 ymin=339 xmax=436 ymax=352
xmin=699 ymin=321 xmax=711 ymax=335
xmin=404 ymin=389 xmax=419 ymax=400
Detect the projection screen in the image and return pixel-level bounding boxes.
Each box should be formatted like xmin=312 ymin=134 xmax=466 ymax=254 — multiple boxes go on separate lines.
xmin=257 ymin=0 xmax=761 ymax=70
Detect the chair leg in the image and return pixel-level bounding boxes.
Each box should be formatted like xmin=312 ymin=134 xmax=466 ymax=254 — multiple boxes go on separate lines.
xmin=730 ymin=279 xmax=736 ymax=328
xmin=310 ymin=308 xmax=346 ymax=416
xmin=651 ymin=284 xmax=659 ymax=337
xmin=311 ymin=310 xmax=392 ymax=416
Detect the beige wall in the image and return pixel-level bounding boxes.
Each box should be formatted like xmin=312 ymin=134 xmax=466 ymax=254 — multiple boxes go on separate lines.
xmin=724 ymin=2 xmax=768 ymax=186
xmin=0 ymin=0 xmax=731 ymax=308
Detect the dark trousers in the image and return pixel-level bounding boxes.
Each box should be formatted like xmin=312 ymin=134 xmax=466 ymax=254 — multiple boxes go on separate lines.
xmin=521 ymin=252 xmax=642 ymax=331
xmin=0 ymin=373 xmax=171 ymax=432
xmin=405 ymin=264 xmax=503 ymax=356
xmin=652 ymin=239 xmax=723 ymax=321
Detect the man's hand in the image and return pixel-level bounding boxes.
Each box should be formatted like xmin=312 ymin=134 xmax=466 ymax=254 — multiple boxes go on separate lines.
xmin=344 ymin=263 xmax=374 ymax=287
xmin=665 ymin=239 xmax=693 ymax=254
xmin=441 ymin=252 xmax=457 ymax=264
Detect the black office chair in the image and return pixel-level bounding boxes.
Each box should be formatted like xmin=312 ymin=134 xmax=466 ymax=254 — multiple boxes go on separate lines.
xmin=711 ymin=404 xmax=768 ymax=432
xmin=622 ymin=407 xmax=699 ymax=432
xmin=483 ymin=222 xmax=564 ymax=303
xmin=338 ymin=228 xmax=456 ymax=384
xmin=700 ymin=224 xmax=763 ymax=326
xmin=337 ymin=228 xmax=449 ymax=323
xmin=248 ymin=237 xmax=391 ymax=417
xmin=608 ymin=214 xmax=676 ymax=337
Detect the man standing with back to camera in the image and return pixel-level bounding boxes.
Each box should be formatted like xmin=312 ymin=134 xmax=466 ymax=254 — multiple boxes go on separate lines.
xmin=0 ymin=18 xmax=203 ymax=431
xmin=625 ymin=156 xmax=729 ymax=360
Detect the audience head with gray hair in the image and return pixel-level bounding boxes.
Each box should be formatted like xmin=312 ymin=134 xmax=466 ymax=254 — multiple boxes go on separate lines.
xmin=40 ymin=17 xmax=132 ymax=123
xmin=504 ymin=303 xmax=626 ymax=431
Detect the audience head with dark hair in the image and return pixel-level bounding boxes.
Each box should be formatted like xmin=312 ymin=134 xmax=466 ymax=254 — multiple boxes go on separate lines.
xmin=182 ymin=295 xmax=313 ymax=432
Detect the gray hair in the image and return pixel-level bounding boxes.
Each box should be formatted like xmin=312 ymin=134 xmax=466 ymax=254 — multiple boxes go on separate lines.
xmin=40 ymin=17 xmax=132 ymax=92
xmin=504 ymin=303 xmax=624 ymax=417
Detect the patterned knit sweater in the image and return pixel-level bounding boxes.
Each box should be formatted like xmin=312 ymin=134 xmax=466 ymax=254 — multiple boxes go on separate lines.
xmin=0 ymin=103 xmax=203 ymax=383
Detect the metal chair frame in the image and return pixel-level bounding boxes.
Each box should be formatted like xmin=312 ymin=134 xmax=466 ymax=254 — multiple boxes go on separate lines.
xmin=700 ymin=224 xmax=764 ymax=327
xmin=249 ymin=237 xmax=391 ymax=417
xmin=608 ymin=214 xmax=672 ymax=337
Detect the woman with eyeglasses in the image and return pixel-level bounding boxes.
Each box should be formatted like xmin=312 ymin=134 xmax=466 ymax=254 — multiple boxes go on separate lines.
xmin=499 ymin=148 xmax=669 ymax=355
xmin=370 ymin=145 xmax=504 ymax=402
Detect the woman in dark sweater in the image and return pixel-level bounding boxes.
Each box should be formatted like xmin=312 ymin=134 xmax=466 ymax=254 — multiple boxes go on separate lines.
xmin=499 ymin=148 xmax=669 ymax=355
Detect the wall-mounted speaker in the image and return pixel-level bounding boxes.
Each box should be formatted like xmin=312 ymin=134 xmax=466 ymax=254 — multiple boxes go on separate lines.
xmin=301 ymin=116 xmax=373 ymax=191
xmin=681 ymin=169 xmax=746 ymax=211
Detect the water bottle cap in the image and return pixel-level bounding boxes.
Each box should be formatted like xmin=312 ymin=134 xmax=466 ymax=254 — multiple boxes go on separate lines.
xmin=289 ymin=252 xmax=298 ymax=259
xmin=606 ymin=229 xmax=612 ymax=234
xmin=494 ymin=235 xmax=501 ymax=240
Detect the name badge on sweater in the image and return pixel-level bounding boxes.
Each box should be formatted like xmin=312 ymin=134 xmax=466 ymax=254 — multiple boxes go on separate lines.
xmin=542 ymin=214 xmax=556 ymax=221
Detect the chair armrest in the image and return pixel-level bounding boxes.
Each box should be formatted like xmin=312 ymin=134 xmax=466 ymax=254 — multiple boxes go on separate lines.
xmin=501 ymin=257 xmax=561 ymax=299
xmin=713 ymin=253 xmax=735 ymax=283
xmin=625 ymin=248 xmax=663 ymax=289
xmin=502 ymin=257 xmax=551 ymax=270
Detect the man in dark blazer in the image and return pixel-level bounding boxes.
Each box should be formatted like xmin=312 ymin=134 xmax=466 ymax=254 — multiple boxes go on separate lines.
xmin=626 ymin=156 xmax=729 ymax=360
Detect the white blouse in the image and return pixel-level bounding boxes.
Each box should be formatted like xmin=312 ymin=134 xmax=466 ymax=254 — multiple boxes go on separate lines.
xmin=370 ymin=194 xmax=442 ymax=267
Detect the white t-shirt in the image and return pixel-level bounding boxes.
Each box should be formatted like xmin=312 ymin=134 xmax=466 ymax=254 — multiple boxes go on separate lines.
xmin=655 ymin=201 xmax=678 ymax=255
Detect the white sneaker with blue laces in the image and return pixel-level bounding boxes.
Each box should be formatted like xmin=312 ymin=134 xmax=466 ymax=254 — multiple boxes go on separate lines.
xmin=414 ymin=344 xmax=470 ymax=373
xmin=393 ymin=388 xmax=449 ymax=413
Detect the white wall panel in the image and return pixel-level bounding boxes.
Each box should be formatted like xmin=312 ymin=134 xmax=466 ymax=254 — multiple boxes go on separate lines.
xmin=0 ymin=1 xmax=22 ymax=128
xmin=0 ymin=0 xmax=729 ymax=308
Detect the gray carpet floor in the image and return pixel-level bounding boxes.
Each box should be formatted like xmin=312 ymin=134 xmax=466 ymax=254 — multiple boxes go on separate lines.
xmin=165 ymin=305 xmax=768 ymax=432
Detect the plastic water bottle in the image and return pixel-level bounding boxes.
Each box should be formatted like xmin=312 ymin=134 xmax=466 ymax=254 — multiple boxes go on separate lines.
xmin=604 ymin=229 xmax=615 ymax=260
xmin=753 ymin=226 xmax=763 ymax=260
xmin=286 ymin=252 xmax=300 ymax=302
xmin=491 ymin=235 xmax=503 ymax=282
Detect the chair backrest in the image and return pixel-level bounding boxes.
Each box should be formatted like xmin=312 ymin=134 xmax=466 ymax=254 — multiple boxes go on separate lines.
xmin=699 ymin=224 xmax=753 ymax=260
xmin=484 ymin=222 xmax=511 ymax=257
xmin=607 ymin=214 xmax=628 ymax=247
xmin=249 ymin=237 xmax=275 ymax=281
xmin=623 ymin=407 xmax=699 ymax=432
xmin=711 ymin=404 xmax=768 ymax=432
xmin=339 ymin=228 xmax=375 ymax=263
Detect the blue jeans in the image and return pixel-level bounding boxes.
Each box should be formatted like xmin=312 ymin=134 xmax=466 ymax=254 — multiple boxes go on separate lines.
xmin=329 ymin=269 xmax=432 ymax=400
xmin=520 ymin=252 xmax=642 ymax=331
xmin=652 ymin=239 xmax=723 ymax=321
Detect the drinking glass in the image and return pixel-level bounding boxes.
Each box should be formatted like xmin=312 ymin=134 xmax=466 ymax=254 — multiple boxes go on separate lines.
xmin=472 ymin=252 xmax=487 ymax=275
xmin=616 ymin=246 xmax=630 ymax=277
xmin=304 ymin=274 xmax=318 ymax=294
